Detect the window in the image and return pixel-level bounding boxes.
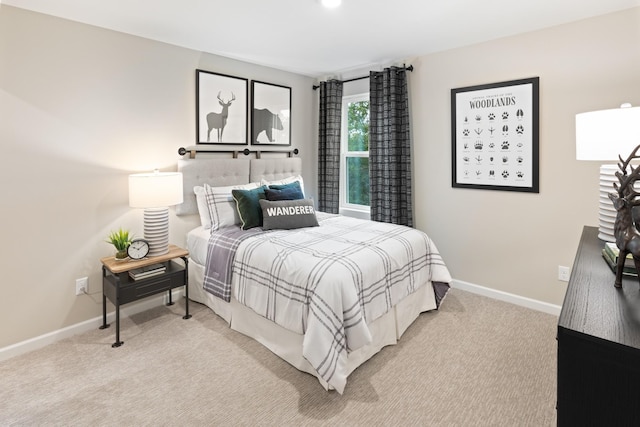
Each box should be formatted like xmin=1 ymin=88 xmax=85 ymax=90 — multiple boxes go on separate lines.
xmin=340 ymin=93 xmax=370 ymax=216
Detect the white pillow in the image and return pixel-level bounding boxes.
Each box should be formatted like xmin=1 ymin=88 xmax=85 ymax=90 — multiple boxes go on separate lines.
xmin=261 ymin=175 xmax=305 ymax=196
xmin=194 ymin=182 xmax=260 ymax=230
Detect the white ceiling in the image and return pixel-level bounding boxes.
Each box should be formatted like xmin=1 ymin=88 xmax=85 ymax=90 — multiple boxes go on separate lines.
xmin=4 ymin=0 xmax=640 ymax=78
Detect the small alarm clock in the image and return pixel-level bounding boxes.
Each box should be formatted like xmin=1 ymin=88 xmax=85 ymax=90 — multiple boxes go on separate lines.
xmin=127 ymin=238 xmax=150 ymax=260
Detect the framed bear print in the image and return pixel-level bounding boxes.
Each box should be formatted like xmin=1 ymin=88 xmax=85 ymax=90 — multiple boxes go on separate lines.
xmin=251 ymin=80 xmax=291 ymax=146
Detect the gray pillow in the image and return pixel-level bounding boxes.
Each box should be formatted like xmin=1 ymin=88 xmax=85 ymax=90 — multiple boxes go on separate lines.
xmin=259 ymin=199 xmax=319 ymax=230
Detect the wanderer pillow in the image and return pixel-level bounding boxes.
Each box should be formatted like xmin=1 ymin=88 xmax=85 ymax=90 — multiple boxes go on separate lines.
xmin=259 ymin=198 xmax=319 ymax=230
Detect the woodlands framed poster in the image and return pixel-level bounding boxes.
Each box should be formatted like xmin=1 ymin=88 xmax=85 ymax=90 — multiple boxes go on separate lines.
xmin=451 ymin=77 xmax=539 ymax=193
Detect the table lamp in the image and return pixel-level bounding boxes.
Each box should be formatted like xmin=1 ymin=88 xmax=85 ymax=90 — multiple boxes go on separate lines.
xmin=576 ymin=103 xmax=640 ymax=241
xmin=128 ymin=170 xmax=183 ymax=256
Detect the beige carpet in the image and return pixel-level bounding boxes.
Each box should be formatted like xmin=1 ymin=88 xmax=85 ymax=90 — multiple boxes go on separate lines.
xmin=0 ymin=289 xmax=557 ymax=426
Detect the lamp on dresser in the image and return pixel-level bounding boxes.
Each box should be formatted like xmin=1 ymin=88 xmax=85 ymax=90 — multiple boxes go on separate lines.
xmin=128 ymin=170 xmax=183 ymax=257
xmin=575 ymin=103 xmax=640 ymax=242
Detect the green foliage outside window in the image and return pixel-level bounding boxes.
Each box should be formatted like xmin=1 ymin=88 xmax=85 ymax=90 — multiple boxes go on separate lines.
xmin=347 ymin=157 xmax=369 ymax=206
xmin=347 ymin=100 xmax=370 ymax=206
xmin=348 ymin=100 xmax=369 ymax=151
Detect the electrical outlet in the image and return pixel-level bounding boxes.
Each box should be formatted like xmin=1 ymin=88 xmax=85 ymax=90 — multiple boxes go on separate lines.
xmin=76 ymin=277 xmax=88 ymax=295
xmin=558 ymin=266 xmax=571 ymax=282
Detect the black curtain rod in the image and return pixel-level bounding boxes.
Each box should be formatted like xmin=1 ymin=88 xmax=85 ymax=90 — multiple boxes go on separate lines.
xmin=312 ymin=64 xmax=413 ymax=90
xmin=178 ymin=146 xmax=299 ymax=159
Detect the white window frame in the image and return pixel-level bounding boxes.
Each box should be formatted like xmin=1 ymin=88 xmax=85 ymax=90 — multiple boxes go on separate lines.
xmin=340 ymin=92 xmax=370 ymax=219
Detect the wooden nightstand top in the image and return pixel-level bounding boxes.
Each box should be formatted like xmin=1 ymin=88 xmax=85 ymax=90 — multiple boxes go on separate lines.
xmin=100 ymin=244 xmax=189 ymax=274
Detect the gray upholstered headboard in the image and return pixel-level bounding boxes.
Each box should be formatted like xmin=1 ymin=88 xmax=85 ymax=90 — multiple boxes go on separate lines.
xmin=176 ymin=158 xmax=250 ymax=216
xmin=176 ymin=157 xmax=302 ymax=216
xmin=249 ymin=157 xmax=302 ymax=183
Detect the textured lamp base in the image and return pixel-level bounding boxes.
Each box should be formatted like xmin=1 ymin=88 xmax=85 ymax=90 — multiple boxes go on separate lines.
xmin=599 ymin=165 xmax=617 ymax=242
xmin=143 ymin=207 xmax=170 ymax=257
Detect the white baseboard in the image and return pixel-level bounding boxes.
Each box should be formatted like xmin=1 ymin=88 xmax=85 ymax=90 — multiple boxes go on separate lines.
xmin=0 ymin=289 xmax=185 ymax=363
xmin=451 ymin=279 xmax=562 ymax=316
xmin=1 ymin=281 xmax=560 ymax=363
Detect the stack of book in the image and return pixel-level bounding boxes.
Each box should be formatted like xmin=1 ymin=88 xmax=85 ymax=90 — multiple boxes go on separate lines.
xmin=129 ymin=263 xmax=166 ymax=280
xmin=602 ymin=242 xmax=638 ymax=277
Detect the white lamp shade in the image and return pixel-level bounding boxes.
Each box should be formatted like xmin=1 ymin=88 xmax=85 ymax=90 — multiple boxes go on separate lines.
xmin=576 ymin=105 xmax=640 ymax=160
xmin=129 ymin=171 xmax=183 ymax=208
xmin=576 ymin=104 xmax=640 ymax=242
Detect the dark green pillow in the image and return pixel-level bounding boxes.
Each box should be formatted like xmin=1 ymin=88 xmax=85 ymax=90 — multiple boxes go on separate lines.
xmin=259 ymin=199 xmax=319 ymax=230
xmin=232 ymin=186 xmax=268 ymax=230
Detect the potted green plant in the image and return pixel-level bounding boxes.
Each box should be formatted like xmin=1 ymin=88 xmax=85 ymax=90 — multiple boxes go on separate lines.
xmin=106 ymin=228 xmax=132 ymax=260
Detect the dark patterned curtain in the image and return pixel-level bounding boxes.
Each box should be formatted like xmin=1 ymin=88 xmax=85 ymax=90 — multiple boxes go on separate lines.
xmin=317 ymin=80 xmax=343 ymax=214
xmin=369 ymin=66 xmax=413 ymax=226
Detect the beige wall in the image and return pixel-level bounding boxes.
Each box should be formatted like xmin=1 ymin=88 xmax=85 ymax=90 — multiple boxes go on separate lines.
xmin=411 ymin=7 xmax=640 ymax=304
xmin=2 ymin=4 xmax=639 ymax=349
xmin=0 ymin=5 xmax=317 ymax=348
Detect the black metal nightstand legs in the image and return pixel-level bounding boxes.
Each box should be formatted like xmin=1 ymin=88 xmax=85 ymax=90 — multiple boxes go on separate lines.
xmin=182 ymin=256 xmax=192 ymax=320
xmin=112 ymin=301 xmax=123 ymax=348
xmin=100 ymin=267 xmax=111 ymax=330
xmin=100 ymin=265 xmax=122 ymax=347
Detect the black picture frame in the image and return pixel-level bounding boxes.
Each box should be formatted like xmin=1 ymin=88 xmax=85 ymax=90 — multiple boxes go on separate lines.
xmin=196 ymin=69 xmax=248 ymax=145
xmin=451 ymin=77 xmax=539 ymax=193
xmin=251 ymin=80 xmax=291 ymax=146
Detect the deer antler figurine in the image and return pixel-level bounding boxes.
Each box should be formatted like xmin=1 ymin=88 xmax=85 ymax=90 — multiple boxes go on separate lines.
xmin=608 ymin=144 xmax=640 ymax=288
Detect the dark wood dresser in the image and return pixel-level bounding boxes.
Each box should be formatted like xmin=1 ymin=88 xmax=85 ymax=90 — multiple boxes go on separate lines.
xmin=557 ymin=226 xmax=640 ymax=425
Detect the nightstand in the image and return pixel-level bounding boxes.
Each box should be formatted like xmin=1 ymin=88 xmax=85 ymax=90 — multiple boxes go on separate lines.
xmin=99 ymin=244 xmax=191 ymax=347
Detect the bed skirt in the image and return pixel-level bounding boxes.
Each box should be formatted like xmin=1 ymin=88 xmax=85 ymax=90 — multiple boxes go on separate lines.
xmin=188 ymin=259 xmax=438 ymax=391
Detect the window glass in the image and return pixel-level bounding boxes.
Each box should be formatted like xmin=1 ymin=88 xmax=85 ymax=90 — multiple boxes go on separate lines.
xmin=347 ymin=100 xmax=369 ymax=152
xmin=341 ymin=93 xmax=370 ymax=212
xmin=346 ymin=157 xmax=369 ymax=206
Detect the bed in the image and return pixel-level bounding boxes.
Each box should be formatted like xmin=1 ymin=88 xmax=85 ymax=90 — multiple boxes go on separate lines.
xmin=177 ymin=156 xmax=452 ymax=394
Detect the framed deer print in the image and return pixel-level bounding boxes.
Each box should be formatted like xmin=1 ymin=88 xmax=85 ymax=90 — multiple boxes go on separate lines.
xmin=251 ymin=81 xmax=291 ymax=146
xmin=451 ymin=77 xmax=539 ymax=193
xmin=196 ymin=69 xmax=248 ymax=145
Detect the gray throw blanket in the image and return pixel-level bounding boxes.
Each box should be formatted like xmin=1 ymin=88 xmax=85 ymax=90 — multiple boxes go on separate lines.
xmin=203 ymin=226 xmax=263 ymax=301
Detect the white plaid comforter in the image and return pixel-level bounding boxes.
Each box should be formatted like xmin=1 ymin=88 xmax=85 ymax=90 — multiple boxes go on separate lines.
xmin=204 ymin=214 xmax=451 ymax=393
